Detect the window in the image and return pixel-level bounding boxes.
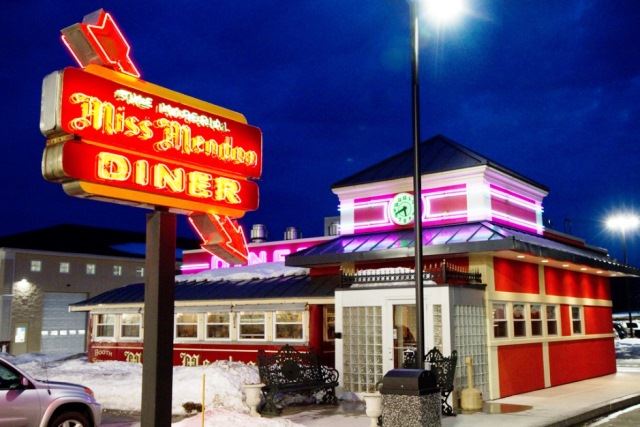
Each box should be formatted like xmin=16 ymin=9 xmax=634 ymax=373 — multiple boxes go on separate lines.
xmin=571 ymin=306 xmax=582 ymax=334
xmin=512 ymin=304 xmax=526 ymax=337
xmin=113 ymin=265 xmax=123 ymax=276
xmin=30 ymin=260 xmax=41 ymax=272
xmin=59 ymin=262 xmax=70 ymax=274
xmin=175 ymin=313 xmax=199 ymax=339
xmin=531 ymin=304 xmax=542 ymax=336
xmin=136 ymin=267 xmax=145 ymax=278
xmin=95 ymin=314 xmax=116 ymax=338
xmin=121 ymin=313 xmax=142 ymax=339
xmin=324 ymin=306 xmax=336 ymax=341
xmin=492 ymin=303 xmax=507 ymax=338
xmin=238 ymin=312 xmax=265 ymax=340
xmin=546 ymin=305 xmax=558 ymax=335
xmin=86 ymin=264 xmax=96 ymax=275
xmin=206 ymin=313 xmax=230 ymax=339
xmin=274 ymin=311 xmax=304 ymax=340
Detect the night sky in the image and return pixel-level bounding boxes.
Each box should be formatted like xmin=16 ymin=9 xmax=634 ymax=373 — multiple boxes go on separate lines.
xmin=2 ymin=1 xmax=639 ymax=266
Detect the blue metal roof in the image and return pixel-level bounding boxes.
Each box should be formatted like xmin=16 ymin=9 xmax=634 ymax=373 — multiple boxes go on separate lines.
xmin=331 ymin=134 xmax=548 ymax=191
xmin=71 ymin=274 xmax=339 ymax=306
xmin=285 ymin=222 xmax=638 ymax=276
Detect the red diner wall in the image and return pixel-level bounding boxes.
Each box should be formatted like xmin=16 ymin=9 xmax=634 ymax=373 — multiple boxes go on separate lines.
xmin=544 ymin=267 xmax=611 ymax=299
xmin=498 ymin=343 xmax=545 ymax=397
xmin=560 ymin=305 xmax=572 ymax=336
xmin=494 ymin=258 xmax=539 ymax=294
xmin=585 ymin=306 xmax=614 ymax=334
xmin=549 ymin=338 xmax=616 ymax=386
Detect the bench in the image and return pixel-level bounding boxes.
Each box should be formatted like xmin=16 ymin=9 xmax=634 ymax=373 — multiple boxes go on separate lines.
xmin=257 ymin=345 xmax=339 ymax=415
xmin=403 ymin=346 xmax=458 ymax=416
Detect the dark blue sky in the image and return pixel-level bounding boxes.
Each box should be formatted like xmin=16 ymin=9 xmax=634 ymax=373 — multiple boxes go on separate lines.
xmin=2 ymin=1 xmax=639 ymax=266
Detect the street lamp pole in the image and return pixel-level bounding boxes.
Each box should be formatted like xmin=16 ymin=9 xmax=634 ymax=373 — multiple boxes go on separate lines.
xmin=622 ymin=230 xmax=633 ymax=337
xmin=410 ymin=0 xmax=425 ymax=368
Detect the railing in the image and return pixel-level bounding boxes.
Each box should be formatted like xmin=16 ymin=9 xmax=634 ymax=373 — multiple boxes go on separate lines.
xmin=341 ymin=260 xmax=482 ymax=287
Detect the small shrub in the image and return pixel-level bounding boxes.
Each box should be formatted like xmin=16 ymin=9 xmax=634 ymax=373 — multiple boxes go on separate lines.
xmin=182 ymin=401 xmax=203 ymax=414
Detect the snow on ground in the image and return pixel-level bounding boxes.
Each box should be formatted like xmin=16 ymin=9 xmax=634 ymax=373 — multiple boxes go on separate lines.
xmin=615 ymin=337 xmax=640 ymax=361
xmin=176 ymin=262 xmax=308 ymax=283
xmin=2 ymin=352 xmax=337 ymax=426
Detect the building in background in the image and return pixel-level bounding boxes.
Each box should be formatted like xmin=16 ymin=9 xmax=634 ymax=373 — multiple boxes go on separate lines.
xmin=0 ymin=224 xmax=196 ymax=354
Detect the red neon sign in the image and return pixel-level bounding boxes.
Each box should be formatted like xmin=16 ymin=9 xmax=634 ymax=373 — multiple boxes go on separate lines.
xmin=61 ymin=10 xmax=140 ymax=77
xmin=45 ymin=11 xmax=262 ymax=264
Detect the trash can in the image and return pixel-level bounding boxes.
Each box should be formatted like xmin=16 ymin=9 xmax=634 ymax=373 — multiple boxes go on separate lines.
xmin=379 ymin=368 xmax=441 ymax=427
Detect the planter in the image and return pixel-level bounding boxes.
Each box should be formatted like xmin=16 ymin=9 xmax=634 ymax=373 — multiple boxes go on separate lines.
xmin=362 ymin=392 xmax=382 ymax=427
xmin=243 ymin=383 xmax=265 ymax=417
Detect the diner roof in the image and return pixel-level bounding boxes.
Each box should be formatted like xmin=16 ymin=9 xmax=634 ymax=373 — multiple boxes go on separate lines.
xmin=331 ymin=134 xmax=549 ymax=191
xmin=71 ymin=274 xmax=339 ymax=308
xmin=285 ymin=221 xmax=639 ymax=276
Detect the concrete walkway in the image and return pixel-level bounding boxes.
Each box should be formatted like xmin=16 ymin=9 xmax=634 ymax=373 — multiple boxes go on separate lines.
xmin=283 ymin=367 xmax=640 ymax=427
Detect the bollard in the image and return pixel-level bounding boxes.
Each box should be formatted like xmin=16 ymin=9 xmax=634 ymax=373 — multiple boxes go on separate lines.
xmin=380 ymin=369 xmax=441 ymax=427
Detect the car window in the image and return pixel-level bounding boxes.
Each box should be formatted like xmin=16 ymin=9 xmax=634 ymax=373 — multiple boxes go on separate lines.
xmin=0 ymin=362 xmax=21 ymax=390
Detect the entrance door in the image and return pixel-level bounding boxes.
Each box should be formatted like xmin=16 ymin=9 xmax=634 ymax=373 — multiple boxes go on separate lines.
xmin=12 ymin=323 xmax=28 ymax=355
xmin=392 ymin=304 xmax=417 ymax=368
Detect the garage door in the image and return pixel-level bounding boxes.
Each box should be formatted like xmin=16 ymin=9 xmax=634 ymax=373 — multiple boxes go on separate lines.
xmin=41 ymin=292 xmax=88 ymax=354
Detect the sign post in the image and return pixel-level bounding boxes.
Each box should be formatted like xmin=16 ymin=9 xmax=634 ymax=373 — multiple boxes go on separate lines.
xmin=141 ymin=209 xmax=176 ymax=427
xmin=41 ymin=10 xmax=262 ymax=426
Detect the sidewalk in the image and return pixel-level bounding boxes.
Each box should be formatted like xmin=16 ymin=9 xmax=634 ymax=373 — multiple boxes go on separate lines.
xmin=282 ymin=366 xmax=640 ymax=427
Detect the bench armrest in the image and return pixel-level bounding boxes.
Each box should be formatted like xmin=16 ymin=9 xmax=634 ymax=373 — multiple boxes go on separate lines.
xmin=321 ymin=366 xmax=339 ymax=384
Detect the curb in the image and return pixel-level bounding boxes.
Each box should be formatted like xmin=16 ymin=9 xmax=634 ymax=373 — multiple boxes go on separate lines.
xmin=545 ymin=393 xmax=640 ymax=426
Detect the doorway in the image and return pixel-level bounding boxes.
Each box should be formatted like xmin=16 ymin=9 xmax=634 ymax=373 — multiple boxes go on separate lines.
xmin=392 ymin=304 xmax=417 ymax=368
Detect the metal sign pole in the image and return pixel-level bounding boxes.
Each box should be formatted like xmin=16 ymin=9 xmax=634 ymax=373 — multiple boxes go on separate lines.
xmin=141 ymin=209 xmax=176 ymax=427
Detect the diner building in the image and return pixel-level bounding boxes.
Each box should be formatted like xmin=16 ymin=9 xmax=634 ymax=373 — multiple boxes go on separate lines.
xmin=70 ymin=135 xmax=638 ymax=402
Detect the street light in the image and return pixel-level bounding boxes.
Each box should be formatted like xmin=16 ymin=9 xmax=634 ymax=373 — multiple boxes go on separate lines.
xmin=606 ymin=213 xmax=640 ymax=337
xmin=409 ymin=0 xmax=466 ymax=368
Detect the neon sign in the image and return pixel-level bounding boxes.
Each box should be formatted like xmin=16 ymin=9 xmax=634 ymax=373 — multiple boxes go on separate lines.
xmin=42 ymin=11 xmax=262 ymax=264
xmin=61 ymin=10 xmax=140 ymax=77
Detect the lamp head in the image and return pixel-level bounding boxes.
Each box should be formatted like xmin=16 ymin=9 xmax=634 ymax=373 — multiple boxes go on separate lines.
xmin=606 ymin=213 xmax=640 ymax=233
xmin=423 ymin=0 xmax=467 ymax=25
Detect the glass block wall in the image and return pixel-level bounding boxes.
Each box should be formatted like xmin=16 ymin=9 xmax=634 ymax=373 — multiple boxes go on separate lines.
xmin=342 ymin=306 xmax=383 ymax=392
xmin=433 ymin=304 xmax=443 ymax=351
xmin=453 ymin=305 xmax=488 ymax=397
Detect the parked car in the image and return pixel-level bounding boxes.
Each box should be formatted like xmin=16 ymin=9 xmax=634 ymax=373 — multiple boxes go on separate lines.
xmin=613 ymin=322 xmax=627 ymax=339
xmin=0 ymin=356 xmax=101 ymax=427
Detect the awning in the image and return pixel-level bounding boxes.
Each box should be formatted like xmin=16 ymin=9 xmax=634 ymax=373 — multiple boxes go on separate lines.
xmin=285 ymin=221 xmax=639 ymax=276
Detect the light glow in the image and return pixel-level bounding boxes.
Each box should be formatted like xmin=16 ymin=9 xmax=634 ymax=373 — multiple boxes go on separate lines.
xmin=423 ymin=0 xmax=467 ymax=25
xmin=606 ymin=213 xmax=640 ymax=233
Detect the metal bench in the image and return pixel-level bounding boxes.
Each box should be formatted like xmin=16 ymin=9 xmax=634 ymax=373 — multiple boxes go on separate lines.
xmin=257 ymin=345 xmax=339 ymax=415
xmin=403 ymin=346 xmax=458 ymax=416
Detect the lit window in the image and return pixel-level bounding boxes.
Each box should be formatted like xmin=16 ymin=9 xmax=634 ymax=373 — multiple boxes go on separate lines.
xmin=59 ymin=262 xmax=70 ymax=274
xmin=274 ymin=311 xmax=304 ymax=341
xmin=531 ymin=304 xmax=542 ymax=336
xmin=113 ymin=265 xmax=123 ymax=276
xmin=136 ymin=267 xmax=144 ymax=277
xmin=238 ymin=312 xmax=265 ymax=340
xmin=571 ymin=306 xmax=583 ymax=334
xmin=324 ymin=306 xmax=336 ymax=341
xmin=513 ymin=303 xmax=526 ymax=337
xmin=492 ymin=303 xmax=507 ymax=338
xmin=120 ymin=313 xmax=142 ymax=339
xmin=95 ymin=314 xmax=116 ymax=338
xmin=175 ymin=313 xmax=199 ymax=339
xmin=546 ymin=305 xmax=558 ymax=335
xmin=206 ymin=312 xmax=230 ymax=340
xmin=86 ymin=264 xmax=96 ymax=275
xmin=30 ymin=260 xmax=42 ymax=272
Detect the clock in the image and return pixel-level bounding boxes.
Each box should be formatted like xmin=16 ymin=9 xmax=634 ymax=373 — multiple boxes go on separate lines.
xmin=389 ymin=192 xmax=415 ymax=225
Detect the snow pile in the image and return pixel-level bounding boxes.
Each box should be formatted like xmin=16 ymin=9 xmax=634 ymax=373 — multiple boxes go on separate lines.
xmin=177 ymin=262 xmax=308 ymax=283
xmin=615 ymin=337 xmax=640 ymax=361
xmin=12 ymin=354 xmax=260 ymax=415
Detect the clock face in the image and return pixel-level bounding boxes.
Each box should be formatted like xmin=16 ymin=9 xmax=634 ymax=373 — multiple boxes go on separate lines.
xmin=389 ymin=193 xmax=415 ymax=225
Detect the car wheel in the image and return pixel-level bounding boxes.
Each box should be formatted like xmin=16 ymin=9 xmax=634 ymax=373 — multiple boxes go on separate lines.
xmin=49 ymin=411 xmax=91 ymax=427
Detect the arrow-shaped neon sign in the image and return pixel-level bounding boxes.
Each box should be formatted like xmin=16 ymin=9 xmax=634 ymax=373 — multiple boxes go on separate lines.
xmin=189 ymin=213 xmax=249 ymax=265
xmin=61 ymin=9 xmax=140 ymax=77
